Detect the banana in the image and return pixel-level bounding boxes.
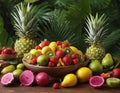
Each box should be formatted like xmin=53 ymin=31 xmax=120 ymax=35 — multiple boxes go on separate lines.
xmin=70 ymin=46 xmax=83 ymax=56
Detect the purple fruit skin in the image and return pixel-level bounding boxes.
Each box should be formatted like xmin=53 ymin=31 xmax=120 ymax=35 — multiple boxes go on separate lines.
xmin=19 ymin=70 xmax=34 ymax=86
xmin=35 ymin=72 xmax=49 ymax=86
xmin=89 ymin=76 xmax=105 ymax=88
xmin=0 ymin=73 xmax=14 ymax=86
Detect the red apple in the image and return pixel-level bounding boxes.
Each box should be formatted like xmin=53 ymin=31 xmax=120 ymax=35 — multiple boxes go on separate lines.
xmin=35 ymin=45 xmax=42 ymax=50
xmin=61 ymin=42 xmax=69 ymax=48
xmin=40 ymin=40 xmax=50 ymax=48
xmin=56 ymin=50 xmax=65 ymax=58
xmin=112 ymin=68 xmax=120 ymax=78
xmin=62 ymin=56 xmax=72 ymax=66
xmin=56 ymin=41 xmax=62 ymax=46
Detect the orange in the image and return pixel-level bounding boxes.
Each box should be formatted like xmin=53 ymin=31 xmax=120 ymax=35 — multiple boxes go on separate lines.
xmin=76 ymin=67 xmax=92 ymax=83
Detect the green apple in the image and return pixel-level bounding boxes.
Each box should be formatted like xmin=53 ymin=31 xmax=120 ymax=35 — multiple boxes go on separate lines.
xmin=30 ymin=49 xmax=41 ymax=56
xmin=37 ymin=55 xmax=49 ymax=66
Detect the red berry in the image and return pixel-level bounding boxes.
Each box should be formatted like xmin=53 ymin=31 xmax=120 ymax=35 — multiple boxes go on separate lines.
xmin=62 ymin=56 xmax=72 ymax=66
xmin=36 ymin=53 xmax=42 ymax=58
xmin=35 ymin=45 xmax=42 ymax=50
xmin=53 ymin=83 xmax=60 ymax=89
xmin=73 ymin=58 xmax=79 ymax=64
xmin=56 ymin=50 xmax=65 ymax=58
xmin=56 ymin=41 xmax=62 ymax=45
xmin=30 ymin=58 xmax=37 ymax=65
xmin=48 ymin=61 xmax=55 ymax=67
xmin=112 ymin=68 xmax=120 ymax=78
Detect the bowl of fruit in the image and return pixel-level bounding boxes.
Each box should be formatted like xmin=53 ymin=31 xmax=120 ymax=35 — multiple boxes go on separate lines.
xmin=0 ymin=46 xmax=16 ymax=60
xmin=22 ymin=40 xmax=89 ymax=77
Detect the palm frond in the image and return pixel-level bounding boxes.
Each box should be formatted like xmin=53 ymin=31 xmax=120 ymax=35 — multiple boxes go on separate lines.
xmin=38 ymin=10 xmax=79 ymax=45
xmin=103 ymin=29 xmax=120 ymax=57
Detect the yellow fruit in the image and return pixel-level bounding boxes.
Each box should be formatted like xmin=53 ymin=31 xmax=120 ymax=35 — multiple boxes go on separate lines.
xmin=41 ymin=46 xmax=51 ymax=54
xmin=61 ymin=73 xmax=78 ymax=87
xmin=58 ymin=58 xmax=65 ymax=66
xmin=70 ymin=46 xmax=83 ymax=55
xmin=76 ymin=67 xmax=92 ymax=83
xmin=49 ymin=42 xmax=57 ymax=52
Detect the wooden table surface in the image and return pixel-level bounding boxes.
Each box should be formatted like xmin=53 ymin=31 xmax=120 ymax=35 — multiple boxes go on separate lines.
xmin=0 ymin=83 xmax=120 ymax=93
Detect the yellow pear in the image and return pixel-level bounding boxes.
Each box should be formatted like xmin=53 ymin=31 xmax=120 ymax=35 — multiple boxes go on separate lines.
xmin=61 ymin=73 xmax=78 ymax=87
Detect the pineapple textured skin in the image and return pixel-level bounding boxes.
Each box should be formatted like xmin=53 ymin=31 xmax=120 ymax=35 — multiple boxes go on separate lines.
xmin=14 ymin=37 xmax=36 ymax=58
xmin=86 ymin=45 xmax=105 ymax=60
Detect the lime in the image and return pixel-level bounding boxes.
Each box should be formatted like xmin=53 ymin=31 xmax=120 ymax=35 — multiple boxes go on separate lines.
xmin=16 ymin=63 xmax=25 ymax=70
xmin=89 ymin=75 xmax=105 ymax=88
xmin=13 ymin=69 xmax=23 ymax=80
xmin=106 ymin=77 xmax=120 ymax=87
xmin=76 ymin=67 xmax=92 ymax=82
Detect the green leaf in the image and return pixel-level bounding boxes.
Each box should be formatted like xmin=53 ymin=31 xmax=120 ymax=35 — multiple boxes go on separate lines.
xmin=90 ymin=0 xmax=111 ymax=10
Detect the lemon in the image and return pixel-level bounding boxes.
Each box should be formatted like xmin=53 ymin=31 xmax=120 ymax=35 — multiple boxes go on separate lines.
xmin=61 ymin=73 xmax=78 ymax=87
xmin=76 ymin=67 xmax=92 ymax=83
xmin=49 ymin=42 xmax=57 ymax=52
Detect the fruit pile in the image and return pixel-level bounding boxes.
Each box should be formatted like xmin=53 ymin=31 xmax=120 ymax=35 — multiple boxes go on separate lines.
xmin=23 ymin=40 xmax=84 ymax=67
xmin=0 ymin=46 xmax=16 ymax=55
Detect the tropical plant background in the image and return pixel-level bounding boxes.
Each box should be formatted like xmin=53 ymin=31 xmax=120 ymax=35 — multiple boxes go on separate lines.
xmin=0 ymin=0 xmax=120 ymax=58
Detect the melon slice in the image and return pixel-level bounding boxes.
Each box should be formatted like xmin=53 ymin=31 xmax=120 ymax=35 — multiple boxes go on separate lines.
xmin=19 ymin=70 xmax=34 ymax=86
xmin=89 ymin=75 xmax=105 ymax=88
xmin=0 ymin=73 xmax=14 ymax=86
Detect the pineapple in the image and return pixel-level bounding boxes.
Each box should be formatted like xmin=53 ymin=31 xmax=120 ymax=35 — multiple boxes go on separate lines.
xmin=11 ymin=2 xmax=47 ymax=58
xmin=85 ymin=13 xmax=108 ymax=60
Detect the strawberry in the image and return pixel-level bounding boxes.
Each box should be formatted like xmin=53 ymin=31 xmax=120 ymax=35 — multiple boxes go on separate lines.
xmin=35 ymin=45 xmax=42 ymax=50
xmin=40 ymin=40 xmax=50 ymax=48
xmin=62 ymin=56 xmax=72 ymax=66
xmin=71 ymin=53 xmax=79 ymax=59
xmin=73 ymin=58 xmax=79 ymax=64
xmin=56 ymin=50 xmax=65 ymax=58
xmin=30 ymin=58 xmax=37 ymax=65
xmin=61 ymin=42 xmax=69 ymax=48
xmin=56 ymin=41 xmax=62 ymax=46
xmin=48 ymin=61 xmax=55 ymax=67
xmin=112 ymin=68 xmax=120 ymax=78
xmin=36 ymin=53 xmax=42 ymax=58
xmin=53 ymin=83 xmax=60 ymax=89
xmin=49 ymin=57 xmax=58 ymax=65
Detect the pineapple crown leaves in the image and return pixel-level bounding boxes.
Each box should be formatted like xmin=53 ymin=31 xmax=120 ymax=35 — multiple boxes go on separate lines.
xmin=11 ymin=2 xmax=49 ymax=38
xmin=85 ymin=13 xmax=108 ymax=45
xmin=38 ymin=10 xmax=79 ymax=45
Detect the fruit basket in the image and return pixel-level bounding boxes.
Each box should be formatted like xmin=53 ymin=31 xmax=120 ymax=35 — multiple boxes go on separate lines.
xmin=0 ymin=54 xmax=16 ymax=60
xmin=23 ymin=60 xmax=89 ymax=77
